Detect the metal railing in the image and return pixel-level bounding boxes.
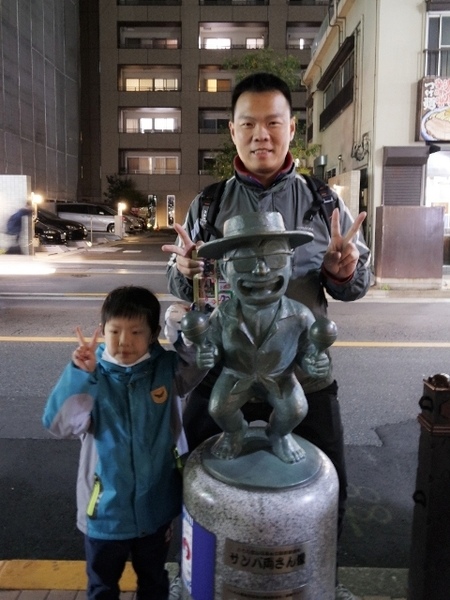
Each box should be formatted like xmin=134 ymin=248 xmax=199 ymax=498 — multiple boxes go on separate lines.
xmin=199 ymin=0 xmax=268 ymax=4
xmin=120 ymin=39 xmax=180 ymax=50
xmin=118 ymin=0 xmax=181 ymax=5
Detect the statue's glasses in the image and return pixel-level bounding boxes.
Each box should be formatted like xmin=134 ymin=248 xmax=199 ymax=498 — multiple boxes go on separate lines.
xmin=221 ymin=251 xmax=293 ymax=273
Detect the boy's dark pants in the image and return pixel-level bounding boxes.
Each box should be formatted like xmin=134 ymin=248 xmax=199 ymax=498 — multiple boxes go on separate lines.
xmin=84 ymin=522 xmax=170 ymax=600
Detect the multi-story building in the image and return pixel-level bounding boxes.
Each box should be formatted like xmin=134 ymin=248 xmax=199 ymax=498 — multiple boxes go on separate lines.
xmin=0 ymin=0 xmax=80 ymax=201
xmin=80 ymin=0 xmax=328 ymax=227
xmin=303 ymin=0 xmax=450 ymax=285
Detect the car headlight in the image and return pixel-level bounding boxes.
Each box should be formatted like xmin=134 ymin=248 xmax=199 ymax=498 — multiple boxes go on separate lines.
xmin=65 ymin=224 xmax=77 ymax=230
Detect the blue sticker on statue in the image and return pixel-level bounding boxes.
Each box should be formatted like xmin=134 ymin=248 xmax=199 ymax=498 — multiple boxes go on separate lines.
xmin=182 ymin=505 xmax=216 ymax=600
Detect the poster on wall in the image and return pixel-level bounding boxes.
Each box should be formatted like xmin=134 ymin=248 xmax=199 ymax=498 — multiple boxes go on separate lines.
xmin=417 ymin=77 xmax=450 ymax=142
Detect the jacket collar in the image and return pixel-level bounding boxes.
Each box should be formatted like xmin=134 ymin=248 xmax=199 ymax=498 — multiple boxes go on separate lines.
xmin=233 ymin=152 xmax=295 ymax=189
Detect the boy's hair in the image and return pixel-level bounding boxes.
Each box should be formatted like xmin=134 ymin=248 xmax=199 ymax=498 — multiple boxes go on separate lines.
xmin=101 ymin=286 xmax=160 ymax=332
xmin=231 ymin=72 xmax=293 ymax=119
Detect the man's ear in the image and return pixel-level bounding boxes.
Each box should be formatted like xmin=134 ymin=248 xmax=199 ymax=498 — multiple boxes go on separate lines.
xmin=290 ymin=116 xmax=296 ymax=141
xmin=229 ymin=120 xmax=236 ymax=142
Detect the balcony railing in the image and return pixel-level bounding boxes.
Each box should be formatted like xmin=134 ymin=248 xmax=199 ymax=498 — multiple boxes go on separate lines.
xmin=120 ymin=39 xmax=180 ymax=50
xmin=118 ymin=0 xmax=181 ymax=5
xmin=288 ymin=0 xmax=329 ymax=5
xmin=119 ymin=127 xmax=181 ymax=133
xmin=199 ymin=0 xmax=268 ymax=5
xmin=425 ymin=49 xmax=450 ymax=78
xmin=199 ymin=127 xmax=229 ymax=134
xmin=126 ymin=168 xmax=181 ymax=175
xmin=199 ymin=43 xmax=267 ymax=50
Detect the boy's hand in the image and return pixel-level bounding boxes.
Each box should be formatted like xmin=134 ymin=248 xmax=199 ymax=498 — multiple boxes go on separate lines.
xmin=72 ymin=327 xmax=100 ymax=372
xmin=161 ymin=223 xmax=205 ymax=279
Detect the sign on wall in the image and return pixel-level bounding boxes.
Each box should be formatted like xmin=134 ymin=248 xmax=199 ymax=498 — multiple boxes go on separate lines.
xmin=417 ymin=77 xmax=450 ymax=142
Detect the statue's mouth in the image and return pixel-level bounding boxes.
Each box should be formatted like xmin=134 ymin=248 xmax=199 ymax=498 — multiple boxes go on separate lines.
xmin=239 ymin=276 xmax=284 ymax=297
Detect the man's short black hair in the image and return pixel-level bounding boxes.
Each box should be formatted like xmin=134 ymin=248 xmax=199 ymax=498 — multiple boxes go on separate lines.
xmin=101 ymin=286 xmax=160 ymax=332
xmin=231 ymin=72 xmax=293 ymax=119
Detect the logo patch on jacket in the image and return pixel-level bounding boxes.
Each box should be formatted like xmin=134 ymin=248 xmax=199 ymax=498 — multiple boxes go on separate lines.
xmin=151 ymin=386 xmax=168 ymax=404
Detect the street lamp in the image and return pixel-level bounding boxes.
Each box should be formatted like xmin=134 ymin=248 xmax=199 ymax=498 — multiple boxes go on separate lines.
xmin=31 ymin=192 xmax=43 ymax=219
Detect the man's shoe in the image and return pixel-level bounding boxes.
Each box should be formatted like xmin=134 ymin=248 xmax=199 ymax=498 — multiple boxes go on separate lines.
xmin=169 ymin=575 xmax=182 ymax=600
xmin=335 ymin=583 xmax=360 ymax=600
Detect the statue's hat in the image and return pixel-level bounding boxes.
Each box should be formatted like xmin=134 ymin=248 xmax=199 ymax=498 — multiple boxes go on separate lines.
xmin=197 ymin=211 xmax=314 ymax=259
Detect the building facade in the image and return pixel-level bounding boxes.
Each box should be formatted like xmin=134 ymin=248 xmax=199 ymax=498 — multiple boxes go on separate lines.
xmin=0 ymin=0 xmax=80 ymax=202
xmin=85 ymin=0 xmax=328 ymax=227
xmin=303 ymin=0 xmax=450 ymax=284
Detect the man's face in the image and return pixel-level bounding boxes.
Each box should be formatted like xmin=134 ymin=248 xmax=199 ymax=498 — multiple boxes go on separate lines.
xmin=221 ymin=239 xmax=293 ymax=306
xmin=229 ymin=90 xmax=295 ymax=187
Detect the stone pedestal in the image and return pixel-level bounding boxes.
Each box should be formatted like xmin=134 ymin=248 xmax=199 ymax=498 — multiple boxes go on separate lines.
xmin=181 ymin=427 xmax=338 ymax=600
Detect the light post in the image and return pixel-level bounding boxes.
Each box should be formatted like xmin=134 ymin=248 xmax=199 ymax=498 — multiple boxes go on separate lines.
xmin=30 ymin=192 xmax=43 ymax=254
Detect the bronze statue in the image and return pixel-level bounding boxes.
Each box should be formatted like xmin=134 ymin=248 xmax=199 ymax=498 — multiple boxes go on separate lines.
xmin=181 ymin=212 xmax=337 ymax=464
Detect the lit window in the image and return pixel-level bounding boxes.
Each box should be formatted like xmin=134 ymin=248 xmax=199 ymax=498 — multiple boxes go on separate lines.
xmin=204 ymin=38 xmax=231 ymax=49
xmin=246 ymin=38 xmax=264 ymax=49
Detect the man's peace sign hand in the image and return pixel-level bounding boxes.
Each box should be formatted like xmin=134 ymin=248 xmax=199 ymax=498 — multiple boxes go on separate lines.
xmin=322 ymin=209 xmax=367 ymax=282
xmin=72 ymin=326 xmax=101 ymax=372
xmin=161 ymin=223 xmax=205 ymax=278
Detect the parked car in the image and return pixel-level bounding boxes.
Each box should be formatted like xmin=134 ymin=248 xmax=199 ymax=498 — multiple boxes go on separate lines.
xmin=123 ymin=211 xmax=145 ymax=232
xmin=34 ymin=219 xmax=67 ymax=245
xmin=56 ymin=202 xmax=131 ymax=233
xmin=37 ymin=208 xmax=88 ymax=241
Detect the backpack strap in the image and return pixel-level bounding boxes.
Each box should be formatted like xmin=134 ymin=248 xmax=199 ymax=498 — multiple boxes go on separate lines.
xmin=302 ymin=174 xmax=339 ymax=235
xmin=199 ymin=179 xmax=228 ymax=241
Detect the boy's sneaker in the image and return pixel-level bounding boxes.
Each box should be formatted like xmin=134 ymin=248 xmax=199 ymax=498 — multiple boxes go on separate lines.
xmin=169 ymin=575 xmax=182 ymax=600
xmin=335 ymin=583 xmax=360 ymax=600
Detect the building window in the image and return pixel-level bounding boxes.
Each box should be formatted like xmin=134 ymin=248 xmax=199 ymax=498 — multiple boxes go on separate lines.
xmin=199 ymin=151 xmax=219 ymax=174
xmin=199 ymin=110 xmax=230 ymax=132
xmin=286 ymin=22 xmax=322 ymax=50
xmin=119 ymin=66 xmax=180 ymax=92
xmin=119 ymin=24 xmax=181 ymax=49
xmin=246 ymin=38 xmax=264 ymax=49
xmin=120 ymin=108 xmax=181 ymax=133
xmin=426 ymin=13 xmax=450 ymax=76
xmin=199 ymin=23 xmax=268 ymax=49
xmin=323 ymin=53 xmax=354 ymax=109
xmin=204 ymin=78 xmax=232 ymax=92
xmin=203 ymin=38 xmax=232 ymax=49
xmin=124 ymin=153 xmax=180 ymax=174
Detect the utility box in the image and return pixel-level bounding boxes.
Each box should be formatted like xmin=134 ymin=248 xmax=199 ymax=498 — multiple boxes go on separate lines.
xmin=374 ymin=206 xmax=444 ymax=288
xmin=408 ymin=374 xmax=450 ymax=600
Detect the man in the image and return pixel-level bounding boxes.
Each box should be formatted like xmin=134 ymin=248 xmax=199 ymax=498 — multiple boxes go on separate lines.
xmin=162 ymin=72 xmax=371 ymax=600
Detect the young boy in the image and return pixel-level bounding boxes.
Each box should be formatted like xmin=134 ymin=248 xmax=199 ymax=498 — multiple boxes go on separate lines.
xmin=43 ymin=286 xmax=206 ymax=600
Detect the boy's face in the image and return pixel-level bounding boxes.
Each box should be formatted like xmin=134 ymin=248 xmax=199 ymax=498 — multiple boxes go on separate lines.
xmin=229 ymin=90 xmax=295 ymax=188
xmin=103 ymin=316 xmax=155 ymax=365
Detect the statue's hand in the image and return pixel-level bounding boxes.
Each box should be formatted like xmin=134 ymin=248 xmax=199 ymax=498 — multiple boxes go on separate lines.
xmin=301 ymin=352 xmax=330 ymax=378
xmin=196 ymin=344 xmax=218 ymax=369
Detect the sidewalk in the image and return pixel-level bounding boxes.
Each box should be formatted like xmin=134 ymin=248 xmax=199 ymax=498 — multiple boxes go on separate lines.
xmin=0 ymin=560 xmax=408 ymax=599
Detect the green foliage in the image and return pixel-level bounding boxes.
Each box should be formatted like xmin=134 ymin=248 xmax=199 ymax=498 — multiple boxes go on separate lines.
xmin=104 ymin=174 xmax=147 ymax=209
xmin=223 ymin=48 xmax=302 ymax=90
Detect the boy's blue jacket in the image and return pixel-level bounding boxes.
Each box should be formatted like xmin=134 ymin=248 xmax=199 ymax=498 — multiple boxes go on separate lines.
xmin=43 ymin=340 xmax=202 ymax=540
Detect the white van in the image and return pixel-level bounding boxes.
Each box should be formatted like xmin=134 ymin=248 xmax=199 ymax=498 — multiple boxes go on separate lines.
xmin=56 ymin=203 xmax=131 ymax=233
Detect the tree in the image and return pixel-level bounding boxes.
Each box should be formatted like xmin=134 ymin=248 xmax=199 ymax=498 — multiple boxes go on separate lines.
xmin=208 ymin=49 xmax=320 ymax=179
xmin=103 ymin=174 xmax=147 ymax=209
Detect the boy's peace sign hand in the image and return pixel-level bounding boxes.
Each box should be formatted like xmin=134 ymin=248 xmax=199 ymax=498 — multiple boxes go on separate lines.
xmin=72 ymin=327 xmax=101 ymax=372
xmin=322 ymin=208 xmax=367 ymax=281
